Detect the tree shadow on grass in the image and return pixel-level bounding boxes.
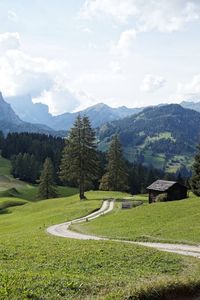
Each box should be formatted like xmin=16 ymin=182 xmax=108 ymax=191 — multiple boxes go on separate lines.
xmin=0 ymin=208 xmax=11 ymax=215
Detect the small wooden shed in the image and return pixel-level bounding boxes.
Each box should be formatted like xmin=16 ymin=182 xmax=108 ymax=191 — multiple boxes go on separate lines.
xmin=147 ymin=180 xmax=188 ymax=204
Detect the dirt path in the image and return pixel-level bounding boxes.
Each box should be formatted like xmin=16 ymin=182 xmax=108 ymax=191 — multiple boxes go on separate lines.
xmin=47 ymin=199 xmax=114 ymax=240
xmin=47 ymin=200 xmax=200 ymax=258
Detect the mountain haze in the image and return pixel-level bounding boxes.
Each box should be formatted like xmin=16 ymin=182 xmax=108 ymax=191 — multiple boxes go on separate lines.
xmin=6 ymin=96 xmax=143 ymax=130
xmin=0 ymin=93 xmax=57 ymax=135
xmin=181 ymin=101 xmax=200 ymax=113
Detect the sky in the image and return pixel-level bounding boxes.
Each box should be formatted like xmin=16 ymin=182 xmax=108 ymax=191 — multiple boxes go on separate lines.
xmin=0 ymin=0 xmax=200 ymax=115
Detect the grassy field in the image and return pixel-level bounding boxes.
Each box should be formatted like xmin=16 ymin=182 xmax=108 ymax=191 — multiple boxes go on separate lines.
xmin=73 ymin=193 xmax=200 ymax=245
xmin=1 ymin=191 xmax=200 ymax=299
xmin=0 ymin=156 xmax=78 ymax=201
xmin=1 ymin=156 xmax=200 ymax=299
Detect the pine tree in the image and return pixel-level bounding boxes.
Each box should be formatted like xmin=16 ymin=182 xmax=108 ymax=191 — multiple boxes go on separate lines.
xmin=59 ymin=115 xmax=98 ymax=200
xmin=38 ymin=158 xmax=58 ymax=199
xmin=100 ymin=135 xmax=129 ymax=191
xmin=191 ymin=145 xmax=200 ymax=196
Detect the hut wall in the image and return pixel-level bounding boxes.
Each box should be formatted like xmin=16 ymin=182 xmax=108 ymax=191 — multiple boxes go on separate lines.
xmin=149 ymin=190 xmax=162 ymax=203
xmin=167 ymin=184 xmax=187 ymax=201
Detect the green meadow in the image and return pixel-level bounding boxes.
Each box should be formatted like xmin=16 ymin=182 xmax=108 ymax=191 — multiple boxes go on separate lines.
xmin=74 ymin=193 xmax=200 ymax=245
xmin=0 ymin=190 xmax=200 ymax=299
xmin=1 ymin=155 xmax=200 ymax=299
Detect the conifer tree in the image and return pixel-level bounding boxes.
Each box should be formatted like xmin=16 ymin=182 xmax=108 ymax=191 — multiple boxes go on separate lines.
xmin=191 ymin=145 xmax=200 ymax=196
xmin=38 ymin=158 xmax=58 ymax=199
xmin=100 ymin=135 xmax=129 ymax=191
xmin=59 ymin=115 xmax=98 ymax=200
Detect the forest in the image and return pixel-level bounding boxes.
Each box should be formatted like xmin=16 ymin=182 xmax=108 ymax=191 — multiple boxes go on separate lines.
xmin=0 ymin=130 xmax=166 ymax=194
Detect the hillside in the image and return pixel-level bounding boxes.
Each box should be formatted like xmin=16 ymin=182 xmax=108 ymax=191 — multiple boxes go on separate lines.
xmin=0 ymin=92 xmax=58 ymax=135
xmin=6 ymin=95 xmax=143 ymax=130
xmin=98 ymin=104 xmax=200 ymax=173
xmin=0 ymin=155 xmax=78 ymax=202
xmin=6 ymin=94 xmax=52 ymax=125
xmin=74 ymin=194 xmax=200 ymax=244
xmin=1 ymin=191 xmax=200 ymax=299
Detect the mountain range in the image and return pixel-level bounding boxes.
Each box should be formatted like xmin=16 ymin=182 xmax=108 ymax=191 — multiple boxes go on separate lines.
xmin=0 ymin=92 xmax=57 ymax=136
xmin=2 ymin=92 xmax=200 ymax=174
xmin=97 ymin=104 xmax=200 ymax=174
xmin=6 ymin=95 xmax=143 ymax=131
xmin=6 ymin=94 xmax=200 ymax=131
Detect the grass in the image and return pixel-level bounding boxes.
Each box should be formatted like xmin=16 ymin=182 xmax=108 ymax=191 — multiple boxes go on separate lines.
xmin=1 ymin=191 xmax=200 ymax=299
xmin=0 ymin=197 xmax=27 ymax=213
xmin=0 ymin=155 xmax=11 ymax=176
xmin=0 ymin=155 xmax=79 ymax=201
xmin=1 ymin=157 xmax=200 ymax=299
xmin=73 ymin=193 xmax=200 ymax=245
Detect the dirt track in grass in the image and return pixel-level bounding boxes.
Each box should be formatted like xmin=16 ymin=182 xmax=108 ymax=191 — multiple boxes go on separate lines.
xmin=47 ymin=199 xmax=200 ymax=258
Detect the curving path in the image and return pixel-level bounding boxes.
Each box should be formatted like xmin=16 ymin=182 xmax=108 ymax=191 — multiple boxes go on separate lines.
xmin=47 ymin=199 xmax=114 ymax=240
xmin=47 ymin=200 xmax=200 ymax=258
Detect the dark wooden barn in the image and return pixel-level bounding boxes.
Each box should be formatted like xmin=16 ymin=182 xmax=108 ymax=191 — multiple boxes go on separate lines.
xmin=147 ymin=180 xmax=188 ymax=204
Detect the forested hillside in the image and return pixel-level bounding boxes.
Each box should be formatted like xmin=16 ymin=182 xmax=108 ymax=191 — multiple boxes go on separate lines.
xmin=0 ymin=132 xmax=163 ymax=193
xmin=98 ymin=104 xmax=200 ymax=174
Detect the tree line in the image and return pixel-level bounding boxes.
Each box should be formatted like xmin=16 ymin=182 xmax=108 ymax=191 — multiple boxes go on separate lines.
xmin=37 ymin=116 xmax=164 ymax=199
xmin=1 ymin=115 xmax=191 ymax=200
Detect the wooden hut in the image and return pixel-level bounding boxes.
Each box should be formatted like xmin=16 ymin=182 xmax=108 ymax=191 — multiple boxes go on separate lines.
xmin=147 ymin=180 xmax=188 ymax=204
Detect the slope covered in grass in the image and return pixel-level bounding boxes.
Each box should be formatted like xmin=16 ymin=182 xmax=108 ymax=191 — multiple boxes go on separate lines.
xmin=0 ymin=155 xmax=79 ymax=201
xmin=74 ymin=193 xmax=200 ymax=245
xmin=1 ymin=191 xmax=200 ymax=299
xmin=0 ymin=156 xmax=29 ymax=191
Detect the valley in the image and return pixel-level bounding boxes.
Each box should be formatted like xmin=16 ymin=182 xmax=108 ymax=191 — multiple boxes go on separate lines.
xmin=0 ymin=120 xmax=200 ymax=299
xmin=1 ymin=91 xmax=200 ymax=174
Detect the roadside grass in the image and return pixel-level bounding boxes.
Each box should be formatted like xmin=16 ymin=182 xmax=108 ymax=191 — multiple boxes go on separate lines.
xmin=73 ymin=193 xmax=200 ymax=245
xmin=1 ymin=191 xmax=200 ymax=299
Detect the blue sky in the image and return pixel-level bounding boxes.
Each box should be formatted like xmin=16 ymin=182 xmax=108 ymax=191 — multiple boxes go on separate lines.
xmin=0 ymin=0 xmax=200 ymax=114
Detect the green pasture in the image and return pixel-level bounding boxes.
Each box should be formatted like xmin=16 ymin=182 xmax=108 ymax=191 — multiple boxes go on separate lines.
xmin=74 ymin=193 xmax=200 ymax=245
xmin=1 ymin=191 xmax=200 ymax=299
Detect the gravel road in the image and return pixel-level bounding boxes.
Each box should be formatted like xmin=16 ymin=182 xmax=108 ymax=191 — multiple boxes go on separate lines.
xmin=47 ymin=200 xmax=200 ymax=258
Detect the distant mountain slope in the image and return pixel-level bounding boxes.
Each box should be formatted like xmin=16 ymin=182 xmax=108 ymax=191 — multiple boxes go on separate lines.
xmin=180 ymin=100 xmax=200 ymax=113
xmin=0 ymin=93 xmax=57 ymax=136
xmin=98 ymin=104 xmax=200 ymax=173
xmin=52 ymin=103 xmax=143 ymax=130
xmin=6 ymin=95 xmax=53 ymax=126
xmin=6 ymin=95 xmax=143 ymax=130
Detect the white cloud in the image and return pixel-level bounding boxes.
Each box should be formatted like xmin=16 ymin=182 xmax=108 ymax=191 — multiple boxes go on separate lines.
xmin=81 ymin=0 xmax=200 ymax=32
xmin=140 ymin=74 xmax=166 ymax=93
xmin=177 ymin=74 xmax=200 ymax=99
xmin=136 ymin=1 xmax=200 ymax=33
xmin=8 ymin=10 xmax=18 ymax=22
xmin=113 ymin=28 xmax=136 ymax=55
xmin=0 ymin=32 xmax=83 ymax=114
xmin=33 ymin=85 xmax=80 ymax=116
xmin=0 ymin=32 xmax=20 ymax=52
xmin=82 ymin=27 xmax=93 ymax=34
xmin=81 ymin=0 xmax=136 ymax=23
xmin=110 ymin=61 xmax=122 ymax=74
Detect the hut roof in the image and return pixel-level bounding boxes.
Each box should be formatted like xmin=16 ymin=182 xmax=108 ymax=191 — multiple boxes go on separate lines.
xmin=147 ymin=180 xmax=177 ymax=192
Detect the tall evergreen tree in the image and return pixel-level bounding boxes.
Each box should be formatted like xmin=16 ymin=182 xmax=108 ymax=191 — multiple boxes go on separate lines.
xmin=191 ymin=145 xmax=200 ymax=196
xmin=100 ymin=135 xmax=129 ymax=191
xmin=59 ymin=115 xmax=98 ymax=200
xmin=38 ymin=158 xmax=58 ymax=199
